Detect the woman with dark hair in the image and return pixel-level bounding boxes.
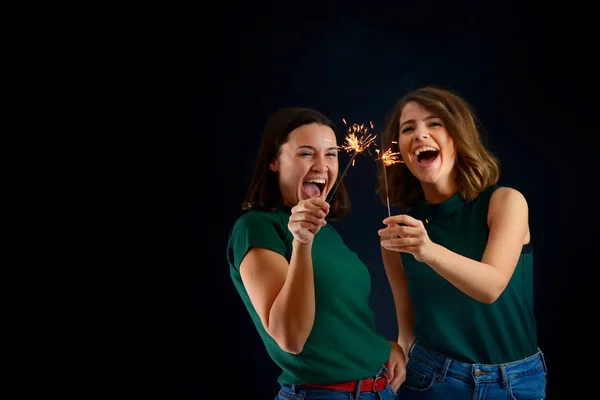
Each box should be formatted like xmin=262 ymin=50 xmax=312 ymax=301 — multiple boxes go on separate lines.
xmin=227 ymin=107 xmax=405 ymax=399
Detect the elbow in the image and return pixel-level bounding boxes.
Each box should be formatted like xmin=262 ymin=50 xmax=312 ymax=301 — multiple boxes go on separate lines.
xmin=274 ymin=335 xmax=306 ymax=354
xmin=280 ymin=341 xmax=305 ymax=355
xmin=266 ymin=325 xmax=307 ymax=354
xmin=481 ymin=292 xmax=500 ymax=304
xmin=481 ymin=282 xmax=509 ymax=304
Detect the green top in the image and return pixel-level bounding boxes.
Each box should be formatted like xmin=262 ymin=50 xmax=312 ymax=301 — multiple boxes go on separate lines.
xmin=227 ymin=206 xmax=391 ymax=384
xmin=402 ymin=185 xmax=538 ymax=364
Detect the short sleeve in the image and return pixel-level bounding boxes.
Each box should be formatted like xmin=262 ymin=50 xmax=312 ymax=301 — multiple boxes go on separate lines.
xmin=227 ymin=211 xmax=289 ymax=272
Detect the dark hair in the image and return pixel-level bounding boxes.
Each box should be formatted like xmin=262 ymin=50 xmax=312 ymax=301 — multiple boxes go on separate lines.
xmin=242 ymin=107 xmax=350 ymax=220
xmin=377 ymin=86 xmax=500 ymax=209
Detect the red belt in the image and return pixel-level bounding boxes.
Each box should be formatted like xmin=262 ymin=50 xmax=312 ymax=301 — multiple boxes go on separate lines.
xmin=300 ymin=370 xmax=388 ymax=392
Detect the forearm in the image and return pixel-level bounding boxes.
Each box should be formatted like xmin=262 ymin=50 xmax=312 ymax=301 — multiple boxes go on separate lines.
xmin=427 ymin=243 xmax=507 ymax=303
xmin=381 ymin=246 xmax=416 ymax=361
xmin=268 ymin=239 xmax=316 ymax=353
xmin=397 ymin=312 xmax=415 ymax=360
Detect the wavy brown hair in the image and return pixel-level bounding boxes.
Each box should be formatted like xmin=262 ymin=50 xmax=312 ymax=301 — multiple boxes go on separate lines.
xmin=377 ymin=86 xmax=500 ymax=209
xmin=242 ymin=107 xmax=350 ymax=220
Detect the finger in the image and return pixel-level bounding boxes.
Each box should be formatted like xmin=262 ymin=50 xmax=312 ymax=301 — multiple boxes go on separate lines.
xmin=290 ymin=212 xmax=326 ymax=226
xmin=299 ymin=198 xmax=330 ymax=214
xmin=383 ymin=214 xmax=422 ymax=227
xmin=388 ymin=363 xmax=400 ymax=388
xmin=307 ymin=197 xmax=330 ymax=211
xmin=289 ymin=221 xmax=320 ymax=232
xmin=296 ymin=201 xmax=329 ymax=218
xmin=378 ymin=225 xmax=421 ymax=237
xmin=380 ymin=245 xmax=420 ymax=254
xmin=381 ymin=237 xmax=421 ymax=247
xmin=392 ymin=364 xmax=405 ymax=390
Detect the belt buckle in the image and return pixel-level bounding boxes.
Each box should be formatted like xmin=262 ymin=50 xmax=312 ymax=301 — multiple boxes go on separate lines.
xmin=372 ymin=375 xmax=384 ymax=392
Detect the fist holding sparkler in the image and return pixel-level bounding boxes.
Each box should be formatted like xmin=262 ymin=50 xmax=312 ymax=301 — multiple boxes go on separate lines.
xmin=288 ymin=198 xmax=330 ymax=245
xmin=378 ymin=214 xmax=435 ymax=264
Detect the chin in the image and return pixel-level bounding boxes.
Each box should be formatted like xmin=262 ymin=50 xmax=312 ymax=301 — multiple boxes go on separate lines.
xmin=414 ymin=172 xmax=439 ymax=183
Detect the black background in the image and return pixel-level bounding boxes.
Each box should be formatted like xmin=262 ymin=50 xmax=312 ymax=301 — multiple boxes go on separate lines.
xmin=130 ymin=2 xmax=596 ymax=398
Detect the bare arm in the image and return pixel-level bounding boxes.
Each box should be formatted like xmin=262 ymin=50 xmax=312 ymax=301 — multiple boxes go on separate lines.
xmin=381 ymin=238 xmax=415 ymax=361
xmin=239 ymin=198 xmax=328 ymax=354
xmin=380 ymin=187 xmax=530 ymax=304
xmin=426 ymin=188 xmax=530 ymax=303
xmin=240 ymin=240 xmax=315 ymax=354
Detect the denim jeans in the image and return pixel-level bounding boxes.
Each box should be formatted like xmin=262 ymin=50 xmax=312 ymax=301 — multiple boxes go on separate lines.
xmin=397 ymin=342 xmax=547 ymax=399
xmin=275 ymin=365 xmax=397 ymax=400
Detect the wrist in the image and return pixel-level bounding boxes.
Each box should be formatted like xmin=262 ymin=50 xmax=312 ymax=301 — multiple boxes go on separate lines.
xmin=293 ymin=238 xmax=313 ymax=249
xmin=423 ymin=242 xmax=441 ymax=266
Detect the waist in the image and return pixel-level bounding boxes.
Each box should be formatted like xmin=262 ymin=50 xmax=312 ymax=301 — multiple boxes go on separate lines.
xmin=409 ymin=342 xmax=547 ymax=383
xmin=292 ymin=364 xmax=389 ymax=392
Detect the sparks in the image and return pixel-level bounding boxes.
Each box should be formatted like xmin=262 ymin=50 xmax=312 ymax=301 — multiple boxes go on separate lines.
xmin=376 ymin=148 xmax=403 ymax=166
xmin=326 ymin=118 xmax=378 ymax=202
xmin=340 ymin=122 xmax=377 ymax=155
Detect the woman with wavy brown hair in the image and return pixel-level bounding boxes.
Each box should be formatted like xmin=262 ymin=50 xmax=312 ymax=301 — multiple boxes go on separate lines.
xmin=377 ymin=87 xmax=546 ymax=399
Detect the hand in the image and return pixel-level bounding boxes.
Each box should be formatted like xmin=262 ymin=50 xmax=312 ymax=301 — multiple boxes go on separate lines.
xmin=386 ymin=341 xmax=406 ymax=392
xmin=288 ymin=198 xmax=330 ymax=244
xmin=378 ymin=214 xmax=436 ymax=263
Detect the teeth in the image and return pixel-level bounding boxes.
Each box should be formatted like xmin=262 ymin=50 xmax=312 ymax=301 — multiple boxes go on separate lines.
xmin=414 ymin=146 xmax=438 ymax=157
xmin=305 ymin=178 xmax=326 ymax=184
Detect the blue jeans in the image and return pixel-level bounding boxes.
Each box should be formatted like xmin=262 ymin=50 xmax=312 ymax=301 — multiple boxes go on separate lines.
xmin=275 ymin=365 xmax=397 ymax=400
xmin=397 ymin=342 xmax=547 ymax=399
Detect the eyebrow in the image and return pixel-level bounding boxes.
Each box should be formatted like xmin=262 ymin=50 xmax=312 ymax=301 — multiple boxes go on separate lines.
xmin=399 ymin=115 xmax=440 ymax=129
xmin=296 ymin=145 xmax=339 ymax=151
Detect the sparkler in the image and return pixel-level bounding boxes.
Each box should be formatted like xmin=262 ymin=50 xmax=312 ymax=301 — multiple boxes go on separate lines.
xmin=326 ymin=118 xmax=377 ymax=202
xmin=375 ymin=137 xmax=401 ymax=218
xmin=373 ymin=128 xmax=405 ymax=239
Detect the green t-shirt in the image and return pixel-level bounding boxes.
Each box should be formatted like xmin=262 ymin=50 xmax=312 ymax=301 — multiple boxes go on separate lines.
xmin=402 ymin=185 xmax=538 ymax=364
xmin=226 ymin=206 xmax=391 ymax=384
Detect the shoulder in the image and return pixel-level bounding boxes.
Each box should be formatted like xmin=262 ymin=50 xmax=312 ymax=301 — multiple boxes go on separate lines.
xmin=489 ymin=187 xmax=528 ymax=209
xmin=227 ymin=208 xmax=291 ymax=267
xmin=488 ymin=187 xmax=529 ymax=222
xmin=229 ymin=208 xmax=292 ymax=246
xmin=233 ymin=208 xmax=287 ymax=231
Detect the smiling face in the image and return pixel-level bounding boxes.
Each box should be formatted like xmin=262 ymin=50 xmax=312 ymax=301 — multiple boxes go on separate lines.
xmin=398 ymin=101 xmax=457 ymax=187
xmin=269 ymin=123 xmax=339 ymax=207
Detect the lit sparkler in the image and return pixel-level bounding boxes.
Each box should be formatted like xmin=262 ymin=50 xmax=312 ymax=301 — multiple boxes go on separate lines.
xmin=326 ymin=118 xmax=378 ymax=202
xmin=372 ymin=126 xmax=403 ymax=221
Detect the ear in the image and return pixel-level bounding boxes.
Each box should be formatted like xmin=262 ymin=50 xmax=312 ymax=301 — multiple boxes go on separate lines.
xmin=269 ymin=159 xmax=278 ymax=172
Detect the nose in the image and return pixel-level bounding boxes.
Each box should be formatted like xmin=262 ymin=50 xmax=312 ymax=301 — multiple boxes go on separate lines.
xmin=312 ymin=154 xmax=328 ymax=172
xmin=415 ymin=125 xmax=429 ymax=140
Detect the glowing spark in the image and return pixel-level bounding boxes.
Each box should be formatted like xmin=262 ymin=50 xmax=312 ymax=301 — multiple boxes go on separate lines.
xmin=341 ymin=123 xmax=377 ymax=155
xmin=376 ymin=148 xmax=403 ymax=166
xmin=326 ymin=118 xmax=378 ymax=202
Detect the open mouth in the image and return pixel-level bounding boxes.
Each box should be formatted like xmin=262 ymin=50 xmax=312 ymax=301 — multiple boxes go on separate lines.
xmin=302 ymin=178 xmax=327 ymax=198
xmin=414 ymin=146 xmax=439 ymax=166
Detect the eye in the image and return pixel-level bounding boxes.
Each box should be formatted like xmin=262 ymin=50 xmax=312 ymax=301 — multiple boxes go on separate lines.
xmin=326 ymin=152 xmax=338 ymax=158
xmin=430 ymin=121 xmax=442 ymax=127
xmin=299 ymin=152 xmax=313 ymax=157
xmin=401 ymin=126 xmax=414 ymax=134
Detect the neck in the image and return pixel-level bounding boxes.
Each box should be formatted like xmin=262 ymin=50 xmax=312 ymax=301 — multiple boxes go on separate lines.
xmin=420 ymin=173 xmax=459 ymax=204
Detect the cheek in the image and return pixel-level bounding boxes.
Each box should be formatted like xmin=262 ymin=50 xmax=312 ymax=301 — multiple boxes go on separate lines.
xmin=398 ymin=139 xmax=411 ymax=157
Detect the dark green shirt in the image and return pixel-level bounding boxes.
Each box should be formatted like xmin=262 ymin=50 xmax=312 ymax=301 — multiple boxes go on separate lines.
xmin=227 ymin=206 xmax=391 ymax=384
xmin=402 ymin=186 xmax=538 ymax=364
